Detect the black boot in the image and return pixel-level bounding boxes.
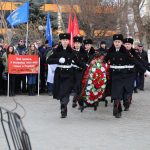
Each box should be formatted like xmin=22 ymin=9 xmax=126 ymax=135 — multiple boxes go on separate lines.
xmin=94 ymin=102 xmax=98 ymax=111
xmin=28 ymin=85 xmax=32 ymax=96
xmin=72 ymin=95 xmax=78 ymax=108
xmin=78 ymin=99 xmax=84 ymax=112
xmin=61 ymin=105 xmax=67 ymax=118
xmin=124 ymin=101 xmax=129 ymax=111
xmin=32 ymin=85 xmax=36 ymax=96
xmin=113 ymin=100 xmax=122 ymax=118
xmin=105 ymin=100 xmax=108 ymax=107
xmin=124 ymin=96 xmax=132 ymax=111
xmin=134 ymin=87 xmax=138 ymax=93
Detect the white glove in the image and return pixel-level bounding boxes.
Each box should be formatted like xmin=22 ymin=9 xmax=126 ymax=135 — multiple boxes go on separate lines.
xmin=86 ymin=64 xmax=89 ymax=67
xmin=59 ymin=57 xmax=65 ymax=64
xmin=144 ymin=70 xmax=150 ymax=77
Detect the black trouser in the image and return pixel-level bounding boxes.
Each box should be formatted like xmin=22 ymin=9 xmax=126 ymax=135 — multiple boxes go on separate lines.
xmin=137 ymin=72 xmax=144 ymax=90
xmin=60 ymin=95 xmax=70 ymax=116
xmin=60 ymin=95 xmax=70 ymax=107
xmin=0 ymin=63 xmax=4 ymax=94
xmin=40 ymin=64 xmax=46 ymax=91
xmin=15 ymin=74 xmax=27 ymax=92
xmin=0 ymin=72 xmax=3 ymax=94
xmin=9 ymin=74 xmax=15 ymax=95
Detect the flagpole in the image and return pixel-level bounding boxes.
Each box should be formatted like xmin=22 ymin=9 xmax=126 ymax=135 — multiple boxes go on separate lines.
xmin=38 ymin=57 xmax=40 ymax=96
xmin=26 ymin=22 xmax=29 ymax=48
xmin=7 ymin=74 xmax=10 ymax=97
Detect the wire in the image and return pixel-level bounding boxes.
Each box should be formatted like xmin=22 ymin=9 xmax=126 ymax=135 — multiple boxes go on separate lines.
xmin=12 ymin=97 xmax=26 ymax=119
xmin=2 ymin=97 xmax=26 ymax=119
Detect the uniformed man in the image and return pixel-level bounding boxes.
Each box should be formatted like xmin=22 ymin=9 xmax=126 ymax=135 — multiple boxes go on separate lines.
xmin=97 ymin=40 xmax=107 ymax=56
xmin=77 ymin=39 xmax=97 ymax=111
xmin=46 ymin=33 xmax=86 ymax=118
xmin=123 ymin=38 xmax=150 ymax=111
xmin=105 ymin=34 xmax=130 ymax=118
xmin=83 ymin=39 xmax=95 ymax=60
xmin=71 ymin=36 xmax=87 ymax=108
xmin=105 ymin=35 xmax=150 ymax=118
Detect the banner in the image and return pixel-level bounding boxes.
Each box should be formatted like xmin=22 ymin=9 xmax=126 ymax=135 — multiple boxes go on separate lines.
xmin=8 ymin=55 xmax=39 ymax=74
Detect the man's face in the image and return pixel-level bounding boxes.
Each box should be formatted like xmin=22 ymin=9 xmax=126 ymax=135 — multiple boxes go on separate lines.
xmin=138 ymin=46 xmax=143 ymax=52
xmin=36 ymin=40 xmax=42 ymax=48
xmin=74 ymin=42 xmax=81 ymax=50
xmin=113 ymin=40 xmax=122 ymax=49
xmin=85 ymin=44 xmax=92 ymax=51
xmin=61 ymin=39 xmax=69 ymax=48
xmin=19 ymin=40 xmax=25 ymax=46
xmin=45 ymin=43 xmax=49 ymax=48
xmin=124 ymin=43 xmax=132 ymax=50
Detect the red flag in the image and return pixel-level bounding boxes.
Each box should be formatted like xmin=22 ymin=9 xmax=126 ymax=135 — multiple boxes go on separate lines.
xmin=67 ymin=13 xmax=73 ymax=47
xmin=73 ymin=13 xmax=80 ymax=37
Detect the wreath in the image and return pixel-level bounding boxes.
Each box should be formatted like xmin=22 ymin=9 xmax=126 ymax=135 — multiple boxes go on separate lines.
xmin=81 ymin=54 xmax=107 ymax=105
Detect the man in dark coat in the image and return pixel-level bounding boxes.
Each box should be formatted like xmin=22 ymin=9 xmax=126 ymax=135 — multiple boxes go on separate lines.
xmin=46 ymin=33 xmax=86 ymax=118
xmin=37 ymin=40 xmax=47 ymax=93
xmin=97 ymin=40 xmax=108 ymax=56
xmin=136 ymin=43 xmax=149 ymax=91
xmin=123 ymin=38 xmax=149 ymax=111
xmin=83 ymin=39 xmax=95 ymax=61
xmin=15 ymin=39 xmax=27 ymax=93
xmin=77 ymin=39 xmax=96 ymax=111
xmin=71 ymin=36 xmax=87 ymax=108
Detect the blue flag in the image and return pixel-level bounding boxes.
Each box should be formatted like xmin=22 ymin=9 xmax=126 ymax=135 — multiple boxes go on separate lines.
xmin=7 ymin=2 xmax=29 ymax=27
xmin=46 ymin=13 xmax=53 ymax=47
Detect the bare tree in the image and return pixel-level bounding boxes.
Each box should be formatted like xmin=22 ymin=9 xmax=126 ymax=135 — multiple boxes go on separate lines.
xmin=59 ymin=0 xmax=121 ymax=43
xmin=0 ymin=1 xmax=13 ymax=44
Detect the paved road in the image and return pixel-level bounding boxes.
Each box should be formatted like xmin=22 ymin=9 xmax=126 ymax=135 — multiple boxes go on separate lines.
xmin=0 ymin=78 xmax=150 ymax=150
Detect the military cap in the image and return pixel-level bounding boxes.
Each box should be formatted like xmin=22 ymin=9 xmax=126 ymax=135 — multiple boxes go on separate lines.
xmin=123 ymin=38 xmax=134 ymax=44
xmin=59 ymin=33 xmax=70 ymax=40
xmin=113 ymin=34 xmax=123 ymax=41
xmin=138 ymin=43 xmax=144 ymax=47
xmin=83 ymin=39 xmax=93 ymax=45
xmin=73 ymin=36 xmax=83 ymax=43
xmin=100 ymin=40 xmax=106 ymax=45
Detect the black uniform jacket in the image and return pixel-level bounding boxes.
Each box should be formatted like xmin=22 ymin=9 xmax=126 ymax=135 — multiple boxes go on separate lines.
xmin=46 ymin=44 xmax=86 ymax=99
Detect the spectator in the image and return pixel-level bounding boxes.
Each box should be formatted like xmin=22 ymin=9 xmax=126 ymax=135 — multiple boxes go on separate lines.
xmin=37 ymin=40 xmax=47 ymax=93
xmin=15 ymin=39 xmax=27 ymax=93
xmin=0 ymin=46 xmax=5 ymax=95
xmin=136 ymin=43 xmax=148 ymax=91
xmin=26 ymin=43 xmax=38 ymax=96
xmin=2 ymin=45 xmax=17 ymax=96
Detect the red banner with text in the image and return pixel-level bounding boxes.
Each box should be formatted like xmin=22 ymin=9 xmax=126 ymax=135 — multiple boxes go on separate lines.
xmin=8 ymin=55 xmax=39 ymax=74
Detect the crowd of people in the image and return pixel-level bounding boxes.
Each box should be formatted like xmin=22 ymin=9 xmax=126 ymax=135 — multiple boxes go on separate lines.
xmin=0 ymin=33 xmax=149 ymax=119
xmin=0 ymin=38 xmax=50 ymax=96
